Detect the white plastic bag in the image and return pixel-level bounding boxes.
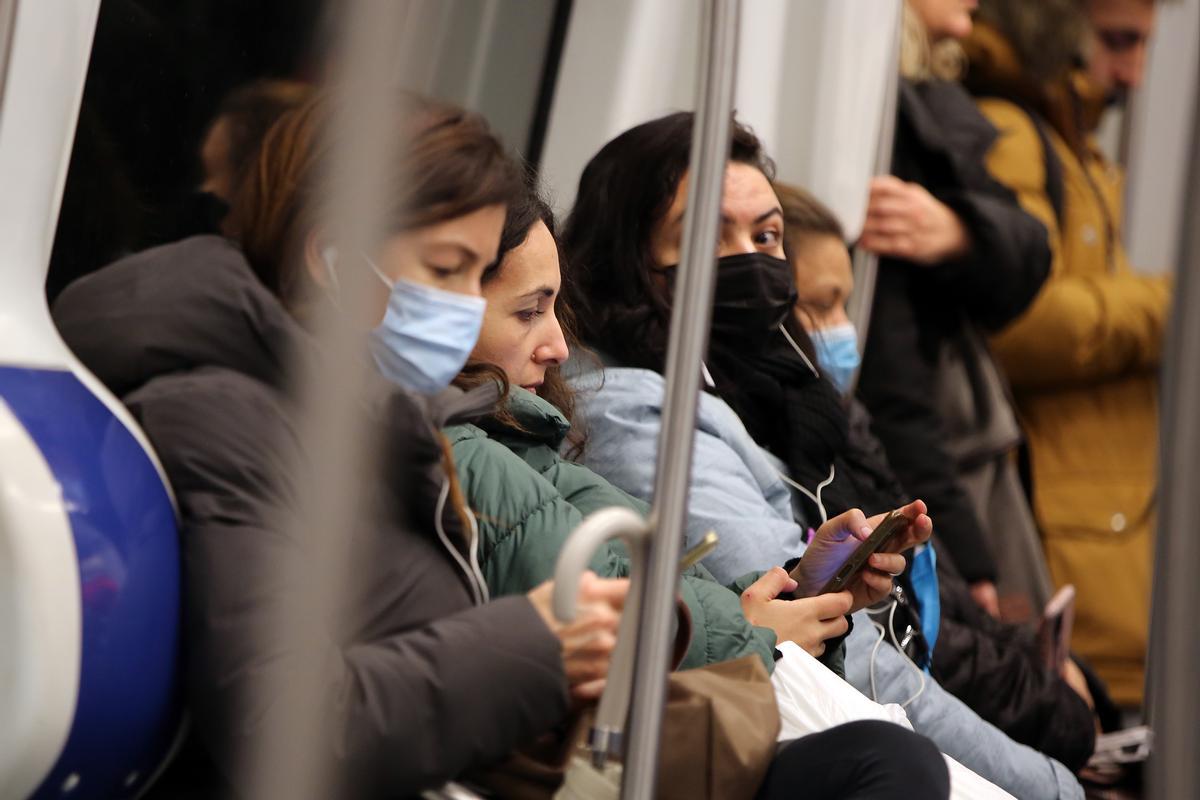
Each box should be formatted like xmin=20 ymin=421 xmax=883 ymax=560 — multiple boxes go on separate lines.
xmin=771 ymin=641 xmax=1017 ymax=800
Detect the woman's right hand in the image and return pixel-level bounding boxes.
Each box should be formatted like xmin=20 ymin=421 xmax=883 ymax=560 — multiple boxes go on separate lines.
xmin=739 ymin=568 xmax=853 ymax=657
xmin=527 ymin=572 xmax=628 ymax=701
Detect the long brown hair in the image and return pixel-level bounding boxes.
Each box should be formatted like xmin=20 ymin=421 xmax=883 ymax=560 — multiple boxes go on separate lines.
xmin=454 ymin=176 xmax=590 ymax=456
xmin=229 ymin=91 xmax=523 ymax=310
xmin=209 ymin=79 xmax=316 ymax=219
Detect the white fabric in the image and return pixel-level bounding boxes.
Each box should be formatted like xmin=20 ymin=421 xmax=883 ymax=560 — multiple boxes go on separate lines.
xmin=771 ymin=642 xmax=1017 ymax=800
xmin=540 ymin=0 xmax=899 ymax=234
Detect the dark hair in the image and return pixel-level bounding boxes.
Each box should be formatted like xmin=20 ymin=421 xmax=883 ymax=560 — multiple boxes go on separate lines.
xmin=455 ymin=175 xmax=590 ymax=455
xmin=774 ymin=182 xmax=849 ymax=336
xmin=775 ymin=182 xmax=845 ymax=260
xmin=229 ymin=91 xmax=523 ymax=308
xmin=210 ymin=79 xmax=315 ymax=207
xmin=561 ymin=111 xmax=775 ymax=369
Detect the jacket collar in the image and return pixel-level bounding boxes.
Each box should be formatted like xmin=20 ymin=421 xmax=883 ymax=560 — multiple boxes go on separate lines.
xmin=963 ymin=21 xmax=1109 ymax=155
xmin=898 ymin=78 xmax=998 ymax=177
xmin=480 ymin=386 xmax=571 ymax=449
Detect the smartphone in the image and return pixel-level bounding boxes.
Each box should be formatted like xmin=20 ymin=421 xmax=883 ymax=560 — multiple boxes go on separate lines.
xmin=679 ymin=531 xmax=719 ymax=572
xmin=807 ymin=509 xmax=908 ymax=596
xmin=1038 ymin=585 xmax=1076 ymax=671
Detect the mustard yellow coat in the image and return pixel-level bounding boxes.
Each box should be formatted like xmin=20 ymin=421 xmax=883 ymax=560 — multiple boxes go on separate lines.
xmin=975 ymin=95 xmax=1170 ymax=707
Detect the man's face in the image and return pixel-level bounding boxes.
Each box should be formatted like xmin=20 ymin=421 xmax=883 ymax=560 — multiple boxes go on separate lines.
xmin=1086 ymin=0 xmax=1157 ymax=100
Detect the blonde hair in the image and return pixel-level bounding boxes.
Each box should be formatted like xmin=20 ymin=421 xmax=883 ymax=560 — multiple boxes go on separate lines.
xmin=900 ymin=4 xmax=966 ymax=82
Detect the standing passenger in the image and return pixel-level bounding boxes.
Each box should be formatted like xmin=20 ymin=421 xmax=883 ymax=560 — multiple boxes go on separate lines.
xmin=964 ymin=0 xmax=1170 ymax=709
xmin=855 ymin=0 xmax=1054 ymax=621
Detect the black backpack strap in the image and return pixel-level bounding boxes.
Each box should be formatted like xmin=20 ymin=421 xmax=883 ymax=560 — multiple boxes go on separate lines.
xmin=1024 ymin=108 xmax=1066 ymax=230
xmin=980 ymin=95 xmax=1067 ymax=229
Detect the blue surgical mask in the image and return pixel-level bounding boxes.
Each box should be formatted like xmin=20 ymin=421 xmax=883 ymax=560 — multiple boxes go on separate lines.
xmin=813 ymin=323 xmax=861 ymax=396
xmin=325 ymin=249 xmax=486 ymax=395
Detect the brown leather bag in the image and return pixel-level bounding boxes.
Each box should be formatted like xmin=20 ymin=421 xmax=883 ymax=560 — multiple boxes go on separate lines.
xmin=478 ymin=655 xmax=780 ymax=800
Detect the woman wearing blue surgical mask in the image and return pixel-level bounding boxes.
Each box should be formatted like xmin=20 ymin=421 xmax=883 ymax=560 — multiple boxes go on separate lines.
xmin=777 ymin=182 xmax=1100 ymax=772
xmin=772 ymin=184 xmax=861 ymax=396
xmin=54 ymin=92 xmax=629 ymax=797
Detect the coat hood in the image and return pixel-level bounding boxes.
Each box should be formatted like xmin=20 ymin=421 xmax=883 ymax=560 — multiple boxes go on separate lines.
xmin=53 ymin=235 xmax=300 ymax=398
xmin=970 ymin=0 xmax=1087 ymax=87
xmin=964 ymin=20 xmax=1111 ymax=152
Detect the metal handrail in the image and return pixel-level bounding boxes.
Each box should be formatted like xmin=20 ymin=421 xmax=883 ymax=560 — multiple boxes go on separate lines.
xmin=553 ymin=506 xmax=650 ymax=768
xmin=843 ymin=0 xmax=903 ymax=394
xmin=619 ymin=1 xmax=741 ymax=797
xmin=1145 ymin=30 xmax=1200 ymax=798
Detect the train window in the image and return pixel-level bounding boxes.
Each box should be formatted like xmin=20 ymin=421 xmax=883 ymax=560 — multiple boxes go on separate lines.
xmin=47 ymin=0 xmax=572 ymax=302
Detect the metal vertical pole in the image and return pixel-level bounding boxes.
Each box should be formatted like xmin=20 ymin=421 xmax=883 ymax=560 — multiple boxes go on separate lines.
xmin=619 ymin=1 xmax=740 ymax=797
xmin=243 ymin=3 xmax=417 ymax=798
xmin=1145 ymin=27 xmax=1200 ymax=798
xmin=0 ymin=0 xmax=17 ymax=116
xmin=844 ymin=0 xmax=902 ymax=390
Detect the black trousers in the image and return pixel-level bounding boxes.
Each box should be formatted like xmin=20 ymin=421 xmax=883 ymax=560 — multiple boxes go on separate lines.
xmin=757 ymin=720 xmax=950 ymax=800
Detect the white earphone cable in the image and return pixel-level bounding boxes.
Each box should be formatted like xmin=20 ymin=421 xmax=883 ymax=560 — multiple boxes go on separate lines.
xmin=778 ymin=463 xmax=835 ymax=525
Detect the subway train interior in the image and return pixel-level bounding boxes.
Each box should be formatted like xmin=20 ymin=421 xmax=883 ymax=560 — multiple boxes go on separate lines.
xmin=2 ymin=1 xmax=1199 ymax=799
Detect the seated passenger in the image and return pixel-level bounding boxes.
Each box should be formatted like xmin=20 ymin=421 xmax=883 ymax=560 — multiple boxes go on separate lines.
xmin=447 ymin=181 xmax=926 ymax=669
xmin=776 ymin=181 xmax=1096 ymax=772
xmin=446 ymin=180 xmax=951 ymax=800
xmin=183 ymin=78 xmax=314 ymax=237
xmin=52 ymin=93 xmax=626 ymax=797
xmin=560 ymin=111 xmax=1085 ymax=800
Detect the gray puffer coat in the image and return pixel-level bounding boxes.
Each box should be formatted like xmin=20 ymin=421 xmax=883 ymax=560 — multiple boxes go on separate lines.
xmin=53 ymin=236 xmax=569 ymax=798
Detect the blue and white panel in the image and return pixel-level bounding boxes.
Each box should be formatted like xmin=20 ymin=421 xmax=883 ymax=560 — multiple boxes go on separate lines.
xmin=0 ymin=367 xmax=182 ymax=800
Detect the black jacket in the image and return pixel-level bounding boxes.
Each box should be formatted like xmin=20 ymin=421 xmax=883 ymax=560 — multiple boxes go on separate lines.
xmin=857 ymin=79 xmax=1051 ymax=583
xmin=53 ymin=236 xmax=569 ymax=798
xmin=933 ymin=565 xmax=1096 ymax=773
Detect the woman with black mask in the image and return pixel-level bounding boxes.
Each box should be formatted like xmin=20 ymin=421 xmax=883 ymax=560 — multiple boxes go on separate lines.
xmin=563 ymin=111 xmax=910 ymax=576
xmin=561 ymin=112 xmax=1087 ymax=799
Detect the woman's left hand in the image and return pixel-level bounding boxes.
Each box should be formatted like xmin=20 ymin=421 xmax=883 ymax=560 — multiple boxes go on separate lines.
xmin=791 ymin=500 xmax=933 ymax=613
xmin=858 ymin=176 xmax=970 ymax=265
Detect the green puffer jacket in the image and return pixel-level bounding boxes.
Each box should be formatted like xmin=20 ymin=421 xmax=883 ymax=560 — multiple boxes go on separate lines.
xmin=444 ymin=387 xmax=777 ymax=672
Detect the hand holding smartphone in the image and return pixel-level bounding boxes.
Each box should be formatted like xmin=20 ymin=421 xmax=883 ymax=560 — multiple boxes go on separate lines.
xmin=790 ymin=509 xmax=908 ymax=595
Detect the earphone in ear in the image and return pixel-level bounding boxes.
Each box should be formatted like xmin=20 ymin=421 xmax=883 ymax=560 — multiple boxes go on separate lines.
xmin=320 ymin=246 xmax=341 ymax=293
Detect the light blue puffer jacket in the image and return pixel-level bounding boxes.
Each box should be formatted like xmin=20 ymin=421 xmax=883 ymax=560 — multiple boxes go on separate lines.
xmin=571 ymin=366 xmax=1084 ymax=800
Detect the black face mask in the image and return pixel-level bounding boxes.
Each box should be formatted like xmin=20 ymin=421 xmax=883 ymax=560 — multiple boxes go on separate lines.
xmin=664 ymin=252 xmax=797 ymax=351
